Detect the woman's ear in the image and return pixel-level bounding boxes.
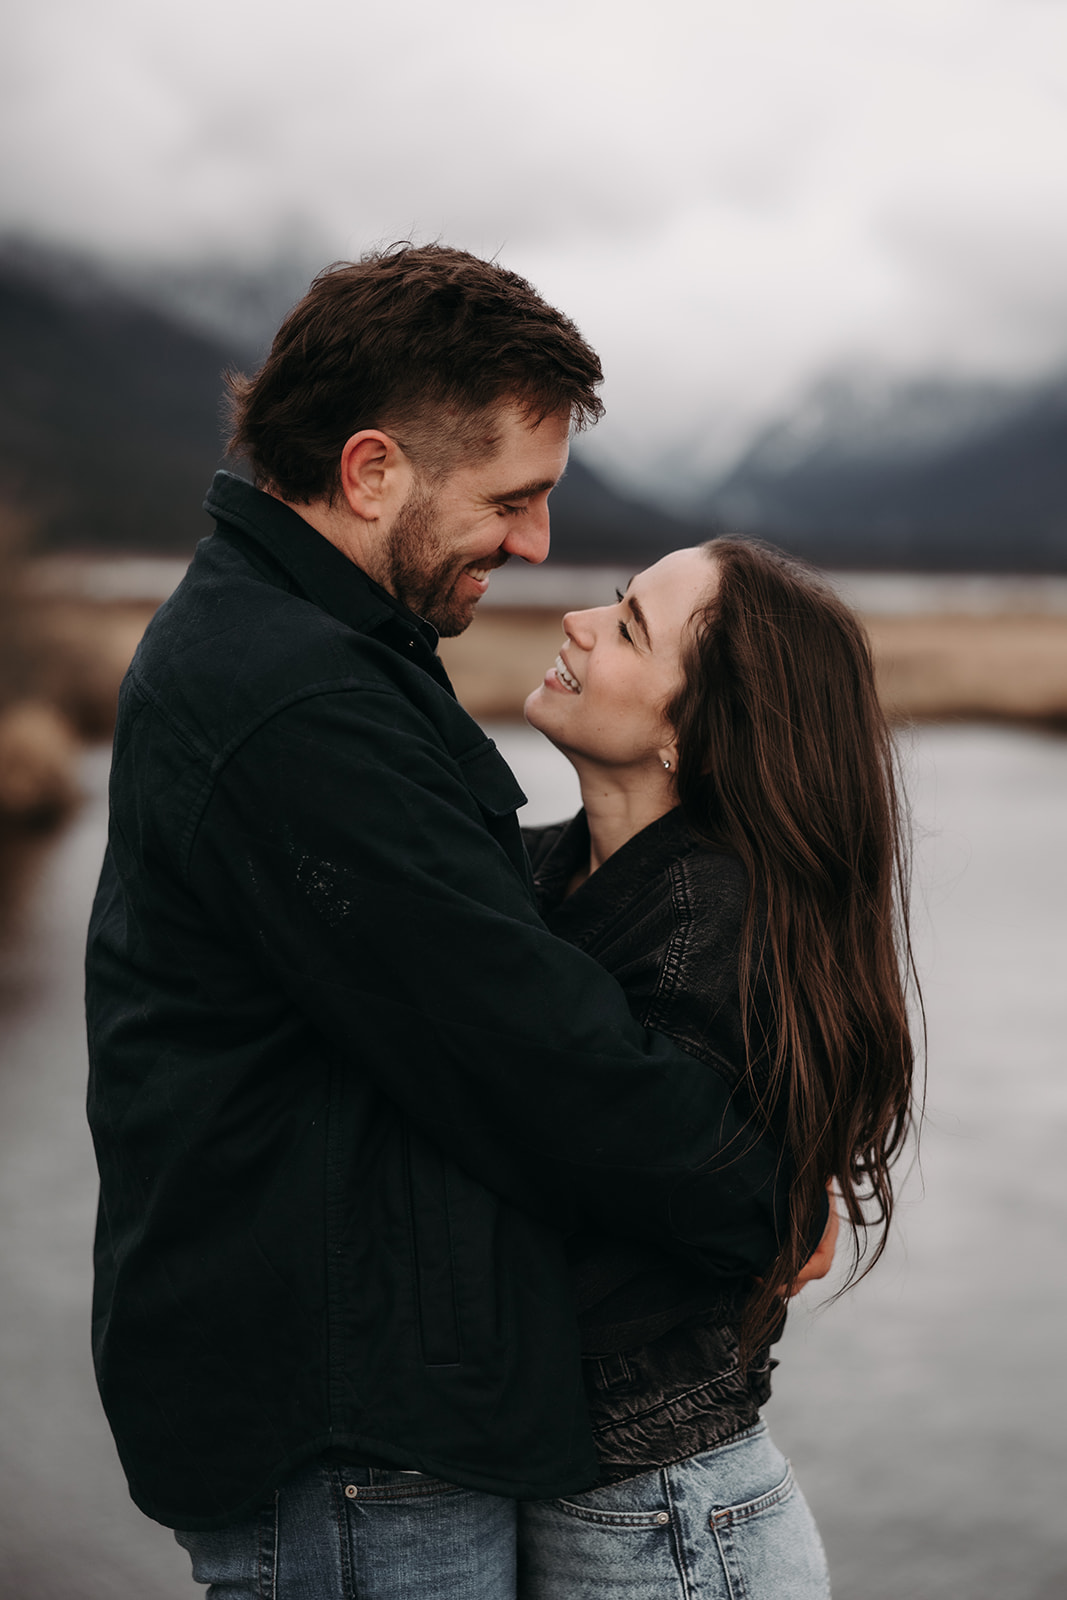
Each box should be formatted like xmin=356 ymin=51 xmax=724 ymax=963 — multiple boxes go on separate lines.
xmin=658 ymin=740 xmax=679 ymax=775
xmin=339 ymin=431 xmax=411 ymax=523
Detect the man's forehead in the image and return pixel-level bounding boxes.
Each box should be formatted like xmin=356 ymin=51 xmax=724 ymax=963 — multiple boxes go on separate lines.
xmin=461 ymin=405 xmax=570 ymax=486
xmin=492 ymin=399 xmax=571 ymax=447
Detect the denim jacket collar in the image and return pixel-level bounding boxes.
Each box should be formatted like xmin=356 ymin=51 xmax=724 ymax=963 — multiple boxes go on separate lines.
xmin=533 ymin=806 xmax=699 ymax=949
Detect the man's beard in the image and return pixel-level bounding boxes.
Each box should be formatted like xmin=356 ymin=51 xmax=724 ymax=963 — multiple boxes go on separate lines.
xmin=383 ymin=482 xmax=499 ymax=638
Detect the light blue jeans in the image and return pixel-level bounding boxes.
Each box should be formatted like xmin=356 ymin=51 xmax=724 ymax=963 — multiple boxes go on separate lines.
xmin=517 ymin=1423 xmax=831 ymax=1599
xmin=175 ymin=1460 xmax=517 ymax=1599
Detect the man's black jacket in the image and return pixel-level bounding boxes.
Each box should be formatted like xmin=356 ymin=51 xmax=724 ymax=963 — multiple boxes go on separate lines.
xmin=85 ymin=472 xmax=786 ymax=1530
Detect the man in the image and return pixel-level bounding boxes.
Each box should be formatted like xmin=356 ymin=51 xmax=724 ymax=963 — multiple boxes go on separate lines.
xmin=86 ymin=245 xmax=815 ymax=1597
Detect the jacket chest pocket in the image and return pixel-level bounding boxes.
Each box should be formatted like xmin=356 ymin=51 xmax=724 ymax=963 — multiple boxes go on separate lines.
xmin=404 ymin=1126 xmax=461 ymax=1367
xmin=455 ymin=739 xmax=527 ymax=818
xmin=455 ymin=740 xmax=531 ymax=884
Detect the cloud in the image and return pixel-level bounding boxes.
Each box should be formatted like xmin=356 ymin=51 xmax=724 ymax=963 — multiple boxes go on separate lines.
xmin=3 ymin=0 xmax=1067 ymax=488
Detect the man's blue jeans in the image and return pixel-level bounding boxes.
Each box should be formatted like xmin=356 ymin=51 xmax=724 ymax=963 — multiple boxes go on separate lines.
xmin=176 ymin=1425 xmax=828 ymax=1599
xmin=175 ymin=1460 xmax=517 ymax=1599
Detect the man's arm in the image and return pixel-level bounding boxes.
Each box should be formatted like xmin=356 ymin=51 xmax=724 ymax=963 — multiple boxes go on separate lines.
xmin=187 ymin=685 xmax=787 ymax=1281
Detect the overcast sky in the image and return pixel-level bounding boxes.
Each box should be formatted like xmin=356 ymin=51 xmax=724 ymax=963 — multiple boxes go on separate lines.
xmin=3 ymin=0 xmax=1067 ymax=490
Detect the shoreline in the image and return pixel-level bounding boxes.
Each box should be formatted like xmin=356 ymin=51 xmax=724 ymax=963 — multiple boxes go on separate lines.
xmin=2 ymin=592 xmax=1065 ymax=832
xmin=440 ymin=606 xmax=1067 ymax=729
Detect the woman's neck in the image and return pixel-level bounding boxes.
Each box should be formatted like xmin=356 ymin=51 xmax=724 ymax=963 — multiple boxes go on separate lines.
xmin=572 ymin=766 xmax=676 ymax=882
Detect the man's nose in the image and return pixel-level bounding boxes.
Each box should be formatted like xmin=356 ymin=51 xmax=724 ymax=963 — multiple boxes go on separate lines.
xmin=502 ymin=501 xmax=551 ymax=565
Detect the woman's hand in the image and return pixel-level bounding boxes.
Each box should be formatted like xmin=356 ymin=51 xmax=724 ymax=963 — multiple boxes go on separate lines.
xmin=788 ymin=1196 xmax=839 ymax=1297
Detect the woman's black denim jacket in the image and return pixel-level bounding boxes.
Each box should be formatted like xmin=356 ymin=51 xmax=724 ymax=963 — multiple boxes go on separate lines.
xmin=525 ymin=810 xmax=788 ymax=1482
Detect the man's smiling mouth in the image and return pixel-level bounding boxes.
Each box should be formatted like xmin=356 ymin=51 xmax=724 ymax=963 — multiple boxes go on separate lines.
xmin=463 ymin=552 xmax=510 ymax=586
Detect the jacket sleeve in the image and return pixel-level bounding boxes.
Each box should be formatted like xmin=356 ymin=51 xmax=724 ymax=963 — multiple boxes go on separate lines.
xmin=186 ymin=684 xmax=786 ymax=1281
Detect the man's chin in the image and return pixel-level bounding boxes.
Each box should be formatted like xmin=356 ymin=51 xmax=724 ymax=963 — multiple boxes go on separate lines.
xmin=423 ymin=593 xmax=482 ymax=638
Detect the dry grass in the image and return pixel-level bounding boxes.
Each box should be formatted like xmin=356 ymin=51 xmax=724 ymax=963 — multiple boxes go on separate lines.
xmin=0 ymin=596 xmax=156 ymax=827
xmin=865 ymin=614 xmax=1067 ymax=726
xmin=0 ymin=702 xmax=82 ymax=820
xmin=12 ymin=597 xmax=158 ymax=740
xmin=2 ymin=597 xmax=1064 ymax=828
xmin=439 ymin=610 xmax=569 ymax=721
xmin=441 ymin=607 xmax=1067 ymax=727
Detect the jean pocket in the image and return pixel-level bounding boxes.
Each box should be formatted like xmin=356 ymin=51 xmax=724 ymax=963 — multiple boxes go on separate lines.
xmin=534 ymin=1478 xmax=675 ymax=1529
xmin=518 ymin=1489 xmax=678 ymax=1599
xmin=339 ymin=1470 xmax=466 ymax=1502
xmin=706 ymin=1462 xmax=831 ymax=1600
xmin=551 ymin=1503 xmax=673 ymax=1531
xmin=709 ymin=1462 xmax=798 ymax=1528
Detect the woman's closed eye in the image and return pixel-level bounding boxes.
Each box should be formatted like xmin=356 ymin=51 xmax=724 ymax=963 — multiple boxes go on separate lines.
xmin=614 ymin=589 xmax=634 ymax=644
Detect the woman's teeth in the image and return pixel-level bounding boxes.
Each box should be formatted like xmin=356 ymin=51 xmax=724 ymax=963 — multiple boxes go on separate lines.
xmin=555 ymin=656 xmax=581 ymax=693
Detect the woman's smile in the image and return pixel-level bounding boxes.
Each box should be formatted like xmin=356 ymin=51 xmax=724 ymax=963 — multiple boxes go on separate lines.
xmin=525 ymin=547 xmax=715 ymax=778
xmin=549 ymin=652 xmax=582 ymax=694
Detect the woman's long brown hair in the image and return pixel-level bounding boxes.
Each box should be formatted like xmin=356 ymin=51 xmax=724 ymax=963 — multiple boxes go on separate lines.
xmin=666 ymin=538 xmax=920 ymax=1363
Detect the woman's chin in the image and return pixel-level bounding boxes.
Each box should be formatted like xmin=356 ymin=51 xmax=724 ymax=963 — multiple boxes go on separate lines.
xmin=524 ymin=691 xmax=573 ymax=757
xmin=523 ymin=684 xmax=548 ymax=728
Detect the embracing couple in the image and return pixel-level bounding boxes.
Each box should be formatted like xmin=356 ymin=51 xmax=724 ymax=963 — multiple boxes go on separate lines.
xmin=85 ymin=245 xmax=917 ymax=1599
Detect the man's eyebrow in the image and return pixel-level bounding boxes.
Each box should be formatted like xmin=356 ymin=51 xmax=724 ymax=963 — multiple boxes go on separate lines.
xmin=626 ymin=592 xmax=652 ymax=650
xmin=486 ymin=478 xmax=559 ymax=504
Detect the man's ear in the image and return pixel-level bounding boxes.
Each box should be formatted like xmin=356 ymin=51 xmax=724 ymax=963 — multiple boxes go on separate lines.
xmin=339 ymin=430 xmax=411 ymax=522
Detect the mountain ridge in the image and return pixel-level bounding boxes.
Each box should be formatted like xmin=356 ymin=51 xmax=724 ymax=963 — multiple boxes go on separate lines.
xmin=706 ymin=371 xmax=1067 ymax=571
xmin=1 ymin=240 xmax=1064 ymax=571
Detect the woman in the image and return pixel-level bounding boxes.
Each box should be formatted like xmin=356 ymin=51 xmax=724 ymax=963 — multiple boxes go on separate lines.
xmin=518 ymin=536 xmax=918 ymax=1598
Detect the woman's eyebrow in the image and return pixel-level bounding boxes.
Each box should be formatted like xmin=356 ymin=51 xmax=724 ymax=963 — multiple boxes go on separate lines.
xmin=626 ymin=593 xmax=652 ymax=649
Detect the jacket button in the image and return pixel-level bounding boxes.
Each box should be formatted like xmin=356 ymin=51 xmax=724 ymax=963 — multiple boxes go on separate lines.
xmin=656 ymin=1512 xmax=669 ymax=1525
xmin=344 ymin=1484 xmax=359 ymax=1499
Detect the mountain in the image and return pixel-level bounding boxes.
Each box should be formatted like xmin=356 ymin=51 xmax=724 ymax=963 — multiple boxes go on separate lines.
xmin=0 ymin=242 xmax=240 ymax=550
xmin=538 ymin=456 xmax=708 ymax=562
xmin=0 ymin=242 xmax=689 ymax=558
xmin=2 ymin=239 xmax=1065 ymax=570
xmin=706 ymin=373 xmax=1067 ymax=571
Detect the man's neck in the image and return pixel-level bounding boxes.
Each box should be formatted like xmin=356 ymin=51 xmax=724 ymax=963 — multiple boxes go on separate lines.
xmin=272 ymin=491 xmax=388 ymax=589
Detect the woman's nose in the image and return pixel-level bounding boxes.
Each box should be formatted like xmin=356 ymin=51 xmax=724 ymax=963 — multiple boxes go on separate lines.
xmin=561 ymin=608 xmax=597 ymax=648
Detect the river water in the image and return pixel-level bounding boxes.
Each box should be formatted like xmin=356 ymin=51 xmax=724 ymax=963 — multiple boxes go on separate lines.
xmin=0 ymin=722 xmax=1065 ymax=1599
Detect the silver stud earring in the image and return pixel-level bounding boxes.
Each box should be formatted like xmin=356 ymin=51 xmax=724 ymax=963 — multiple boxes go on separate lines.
xmin=662 ymin=759 xmax=671 ymax=770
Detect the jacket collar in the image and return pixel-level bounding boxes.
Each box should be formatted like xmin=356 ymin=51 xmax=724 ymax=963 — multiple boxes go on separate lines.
xmin=533 ymin=806 xmax=699 ymax=948
xmin=203 ymin=470 xmax=445 ymax=673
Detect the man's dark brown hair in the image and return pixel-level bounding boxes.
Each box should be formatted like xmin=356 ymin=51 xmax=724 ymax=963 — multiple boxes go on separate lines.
xmin=225 ymin=243 xmax=605 ymax=502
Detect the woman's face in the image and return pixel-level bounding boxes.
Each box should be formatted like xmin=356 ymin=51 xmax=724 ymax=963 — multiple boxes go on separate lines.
xmin=524 ymin=547 xmax=716 ymax=775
